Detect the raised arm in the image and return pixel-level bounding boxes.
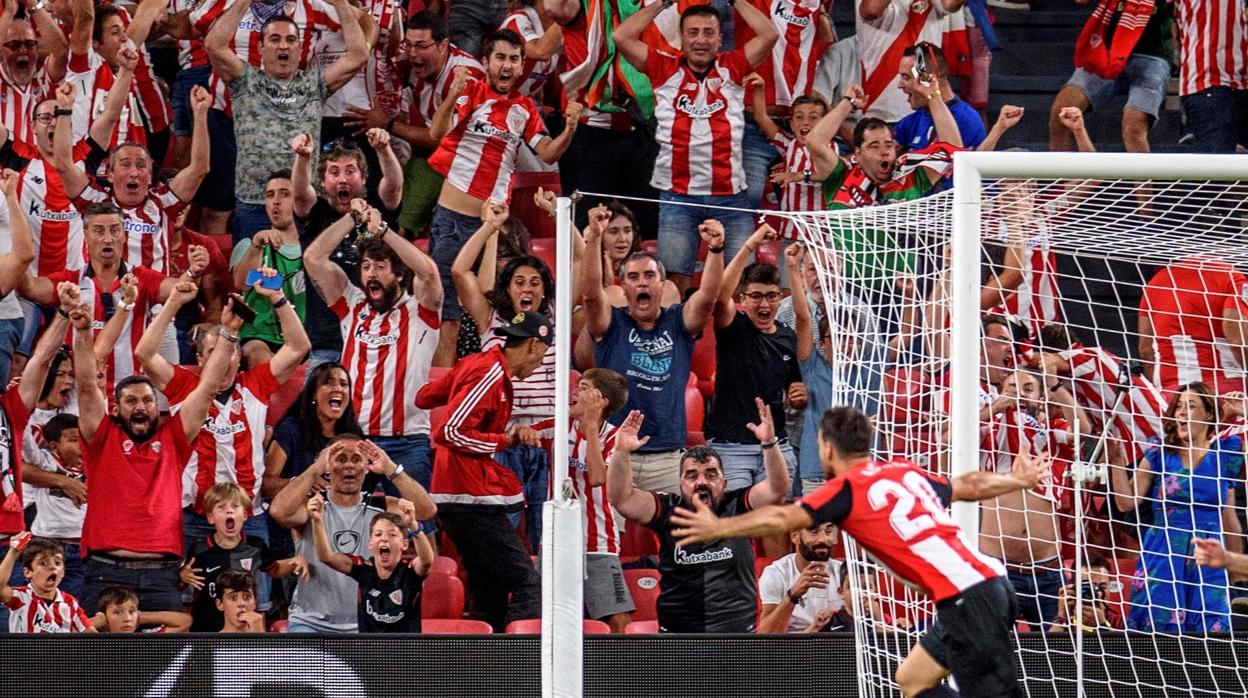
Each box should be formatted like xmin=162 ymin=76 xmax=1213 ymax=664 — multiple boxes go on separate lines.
xmin=17 ymin=307 xmax=69 ymax=412
xmin=682 ymin=220 xmax=726 ymax=334
xmin=429 ymin=67 xmax=471 ymax=143
xmin=0 ymin=534 xmax=30 ymax=604
xmin=0 ymin=169 xmax=33 ymax=296
xmin=90 ymin=274 xmax=136 ymax=366
xmin=127 ymin=0 xmax=167 ymax=44
xmin=785 ymin=245 xmax=813 ymax=362
xmin=174 ymin=298 xmax=245 ymax=443
xmin=1058 ymin=107 xmax=1096 ymax=153
xmin=303 ymin=207 xmax=357 ymax=307
xmin=735 ymin=0 xmax=779 ymax=68
xmin=361 ymin=441 xmax=436 ymax=521
xmin=289 ymin=132 xmax=318 ymax=218
xmin=324 ymin=0 xmax=368 ymax=93
xmin=68 ymin=0 xmax=93 ymax=58
xmin=306 ymin=497 xmax=354 ymax=574
xmin=366 ymin=128 xmax=404 ymax=211
xmin=269 ymin=447 xmax=332 ymax=529
xmin=64 ymin=287 xmax=105 ymax=443
xmin=169 ymin=86 xmax=212 ymax=201
xmin=714 ymin=223 xmax=776 ymax=329
xmin=913 ymin=76 xmax=962 ymax=148
xmin=379 ymin=215 xmax=441 ymax=312
xmin=452 ymin=201 xmax=509 ymax=332
xmin=29 ymin=6 xmax=66 ymax=82
xmin=205 ymin=0 xmax=250 ymax=83
xmin=745 ymin=74 xmax=779 ymax=140
xmin=579 ymin=205 xmax=612 ymax=339
xmin=809 ymin=86 xmax=861 ymax=180
xmin=1109 ymin=451 xmax=1154 ymax=513
xmin=977 ymin=105 xmax=1024 ymax=152
xmin=88 ymin=46 xmax=138 ymax=150
xmin=135 ymin=281 xmax=197 ymax=390
xmin=248 ymin=268 xmax=311 ymax=383
xmin=745 ymin=397 xmax=791 ymax=505
xmin=951 ymin=449 xmax=1048 ymax=501
xmin=533 ymin=100 xmax=582 ymax=164
xmin=51 ymin=83 xmax=89 ymax=200
xmin=605 ymin=410 xmax=658 ymax=524
xmin=611 ymin=0 xmax=662 ymax=70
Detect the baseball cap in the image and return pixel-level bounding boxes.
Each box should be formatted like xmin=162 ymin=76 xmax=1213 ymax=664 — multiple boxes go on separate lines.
xmin=493 ymin=311 xmax=554 ymax=346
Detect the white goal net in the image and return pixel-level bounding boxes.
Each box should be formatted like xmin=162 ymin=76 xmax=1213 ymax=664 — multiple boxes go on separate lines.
xmin=786 ymin=152 xmax=1248 ymax=698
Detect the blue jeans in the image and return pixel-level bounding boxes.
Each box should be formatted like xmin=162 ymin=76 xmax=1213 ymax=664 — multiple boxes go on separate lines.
xmin=495 ymin=445 xmax=548 ymax=554
xmin=286 ymin=621 xmax=335 ymax=633
xmin=1181 ymin=86 xmax=1248 ymax=153
xmin=373 ymin=434 xmax=435 ymax=533
xmin=0 ymin=317 xmax=24 ymax=385
xmin=1006 ymin=567 xmax=1062 ymax=629
xmin=306 ymin=348 xmax=343 ymax=372
xmin=233 ymin=201 xmax=271 ymax=247
xmin=182 ymin=510 xmax=272 ymax=611
xmin=740 ymin=120 xmax=780 ymax=210
xmin=709 ymin=439 xmax=798 ymax=492
xmin=81 ymin=557 xmax=182 ymax=616
xmin=429 ymin=206 xmax=483 ymax=321
xmin=657 ymin=191 xmax=755 ymax=277
xmin=171 ymin=64 xmax=212 ymax=136
xmin=17 ymin=298 xmax=45 ymax=356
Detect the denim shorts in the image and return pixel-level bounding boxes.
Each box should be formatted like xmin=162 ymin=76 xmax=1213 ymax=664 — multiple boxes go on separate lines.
xmin=171 ymin=65 xmax=212 ymax=136
xmin=1065 ymin=53 xmax=1171 ymax=118
xmin=429 ymin=205 xmax=483 ymax=321
xmin=657 ymin=191 xmax=755 ymax=277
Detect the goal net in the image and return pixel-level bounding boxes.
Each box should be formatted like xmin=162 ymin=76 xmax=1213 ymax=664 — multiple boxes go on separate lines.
xmin=785 ymin=152 xmax=1248 ymax=698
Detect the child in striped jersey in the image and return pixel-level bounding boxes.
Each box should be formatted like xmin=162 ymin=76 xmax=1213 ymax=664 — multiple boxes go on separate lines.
xmin=0 ymin=533 xmax=94 ymax=633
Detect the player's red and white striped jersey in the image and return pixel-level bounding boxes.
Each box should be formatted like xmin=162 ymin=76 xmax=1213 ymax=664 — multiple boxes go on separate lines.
xmin=318 ymin=0 xmax=402 ymax=117
xmin=164 ymin=363 xmax=280 ymax=512
xmin=1139 ymin=255 xmax=1248 ymax=392
xmin=979 ymin=407 xmax=1065 ymax=503
xmin=1004 ymin=244 xmax=1060 ymax=336
xmin=5 ymin=587 xmax=91 ymax=633
xmin=643 ymin=48 xmax=750 ymax=196
xmin=481 ymin=311 xmax=554 ymax=425
xmin=801 ymin=458 xmax=1006 ymax=602
xmin=1176 ymin=0 xmax=1247 ymax=95
xmin=170 ymin=0 xmax=210 ymax=69
xmin=400 ymin=46 xmax=484 ymax=130
xmin=770 ymin=132 xmax=823 ymax=240
xmin=0 ymin=64 xmax=55 ymax=148
xmin=74 ymin=181 xmax=186 ymax=276
xmin=191 ymin=0 xmax=341 ymax=113
xmin=45 ymin=265 xmax=165 ymax=390
xmin=333 ymin=285 xmax=440 ymax=437
xmin=65 ymin=49 xmax=143 ymax=148
xmin=533 ymin=418 xmax=622 ymax=554
xmin=502 ymin=7 xmax=561 ymax=105
xmin=1059 ymin=344 xmax=1163 ymax=463
xmin=856 ymin=0 xmax=951 ymax=123
xmin=16 ymin=148 xmax=85 ymax=276
xmin=427 ymin=81 xmax=547 ymax=202
xmin=734 ymin=0 xmax=828 ymax=107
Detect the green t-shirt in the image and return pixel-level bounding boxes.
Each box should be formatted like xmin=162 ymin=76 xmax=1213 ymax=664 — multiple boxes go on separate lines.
xmin=231 ymin=239 xmax=307 ymax=346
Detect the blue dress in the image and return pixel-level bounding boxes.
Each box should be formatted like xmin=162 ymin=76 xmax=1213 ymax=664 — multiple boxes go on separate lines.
xmin=1127 ymin=435 xmax=1243 ymax=633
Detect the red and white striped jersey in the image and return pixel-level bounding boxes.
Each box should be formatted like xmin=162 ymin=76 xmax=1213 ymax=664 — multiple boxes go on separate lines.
xmin=1059 ymin=344 xmax=1164 ymax=463
xmin=426 ymin=81 xmax=547 ymax=202
xmin=801 ymin=458 xmax=1006 ymax=602
xmin=16 ymin=145 xmax=85 ymax=276
xmin=1176 ymin=0 xmax=1248 ymax=95
xmin=318 ymin=0 xmax=402 ymax=118
xmin=1139 ymin=255 xmax=1248 ymax=392
xmin=770 ymin=132 xmax=823 ymax=240
xmin=1003 ymin=244 xmax=1059 ymax=336
xmin=480 ymin=311 xmax=555 ymax=425
xmin=979 ymin=407 xmax=1065 ymax=503
xmin=734 ymin=0 xmax=829 ymax=107
xmin=109 ymin=4 xmax=172 ymax=133
xmin=191 ymin=0 xmax=341 ymax=113
xmin=333 ymin=285 xmax=440 ymax=437
xmin=74 ymin=181 xmax=187 ymax=276
xmin=533 ymin=418 xmax=622 ymax=555
xmin=856 ymin=0 xmax=951 ymax=123
xmin=45 ymin=265 xmax=165 ymax=390
xmin=556 ymin=11 xmax=634 ymax=131
xmin=400 ymin=47 xmax=484 ymax=129
xmin=643 ymin=49 xmax=750 ymax=196
xmin=0 ymin=64 xmax=55 ymax=148
xmin=170 ymin=0 xmax=210 ymax=69
xmin=502 ymin=7 xmax=561 ymax=105
xmin=5 ymin=587 xmax=91 ymax=633
xmin=164 ymin=363 xmax=280 ymax=512
xmin=65 ymin=49 xmax=143 ymax=148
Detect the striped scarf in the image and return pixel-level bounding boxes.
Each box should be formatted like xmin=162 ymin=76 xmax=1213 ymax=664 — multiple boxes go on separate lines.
xmin=561 ymin=0 xmax=659 ymax=118
xmin=1074 ymin=0 xmax=1156 ymax=79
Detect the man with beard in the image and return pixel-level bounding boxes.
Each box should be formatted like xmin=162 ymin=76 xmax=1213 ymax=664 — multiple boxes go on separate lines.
xmin=205 ymin=0 xmax=369 ymax=241
xmin=0 ymin=14 xmax=67 ymax=148
xmin=289 ymin=128 xmax=403 ymax=368
xmin=758 ymin=522 xmax=848 ymax=633
xmin=270 ymin=434 xmax=435 ymax=633
xmin=425 ymin=28 xmax=580 ymax=365
xmin=606 ymin=402 xmax=789 ymax=633
xmin=304 ymin=199 xmax=442 ymax=500
xmin=70 ymin=286 xmax=239 ymax=616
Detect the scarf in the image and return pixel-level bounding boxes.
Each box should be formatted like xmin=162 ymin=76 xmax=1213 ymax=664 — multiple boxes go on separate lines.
xmin=1074 ymin=0 xmax=1155 ymax=79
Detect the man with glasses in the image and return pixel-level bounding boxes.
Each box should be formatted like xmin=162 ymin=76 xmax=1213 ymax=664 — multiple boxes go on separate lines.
xmin=0 ymin=14 xmax=67 ymax=149
xmin=705 ymin=223 xmax=804 ymax=493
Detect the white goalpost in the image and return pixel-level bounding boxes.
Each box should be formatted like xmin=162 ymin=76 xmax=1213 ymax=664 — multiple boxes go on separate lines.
xmin=788 ymin=152 xmax=1248 ymax=697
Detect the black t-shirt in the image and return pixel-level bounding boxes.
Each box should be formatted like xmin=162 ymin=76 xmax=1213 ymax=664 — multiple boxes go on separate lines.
xmin=347 ymin=557 xmax=425 ymax=633
xmin=185 ymin=534 xmax=277 ymax=631
xmin=649 ymin=489 xmax=757 ymax=632
xmin=705 ymin=312 xmax=802 ymax=443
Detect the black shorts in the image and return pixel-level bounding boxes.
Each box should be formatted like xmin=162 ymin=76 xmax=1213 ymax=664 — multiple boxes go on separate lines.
xmin=919 ymin=576 xmax=1022 ymax=698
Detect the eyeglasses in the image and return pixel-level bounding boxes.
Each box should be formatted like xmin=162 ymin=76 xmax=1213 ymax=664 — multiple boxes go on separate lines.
xmin=399 ymin=40 xmax=438 ymax=51
xmin=742 ymin=291 xmax=782 ymax=303
xmin=321 ymin=137 xmax=360 ymax=153
xmin=3 ymin=40 xmax=37 ymax=51
xmin=33 ymin=113 xmax=54 ymax=124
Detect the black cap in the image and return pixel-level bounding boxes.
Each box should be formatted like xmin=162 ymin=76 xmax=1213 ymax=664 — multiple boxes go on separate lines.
xmin=493 ymin=311 xmax=554 ymax=346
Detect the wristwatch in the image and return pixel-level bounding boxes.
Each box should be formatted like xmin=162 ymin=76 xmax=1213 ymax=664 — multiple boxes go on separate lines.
xmin=786 ymin=588 xmax=803 ymax=605
xmin=27 ymin=0 xmax=48 ymax=13
xmin=53 ymin=108 xmax=73 ymax=118
xmin=707 ymin=244 xmax=725 ymax=254
xmin=388 ymin=464 xmax=405 ymax=481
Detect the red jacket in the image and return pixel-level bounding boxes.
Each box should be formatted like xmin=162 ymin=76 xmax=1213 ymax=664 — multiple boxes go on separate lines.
xmin=415 ymin=347 xmax=523 ymax=509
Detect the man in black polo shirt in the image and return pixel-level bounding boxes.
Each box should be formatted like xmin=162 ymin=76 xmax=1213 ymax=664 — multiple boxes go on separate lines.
xmin=606 ymin=404 xmax=789 ymax=632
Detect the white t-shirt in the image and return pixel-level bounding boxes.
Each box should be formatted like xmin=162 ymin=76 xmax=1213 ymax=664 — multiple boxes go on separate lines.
xmin=758 ymin=554 xmax=846 ymax=632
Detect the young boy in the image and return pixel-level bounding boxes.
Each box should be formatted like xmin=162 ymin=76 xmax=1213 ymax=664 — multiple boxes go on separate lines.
xmin=216 ymin=569 xmax=267 ymax=633
xmin=0 ymin=532 xmax=94 ymax=633
xmin=27 ymin=414 xmax=87 ymax=600
xmin=307 ymin=497 xmax=433 ymax=633
xmin=91 ymin=585 xmax=192 ymax=633
xmin=533 ymin=368 xmax=635 ymax=632
xmin=180 ymin=483 xmax=307 ymax=631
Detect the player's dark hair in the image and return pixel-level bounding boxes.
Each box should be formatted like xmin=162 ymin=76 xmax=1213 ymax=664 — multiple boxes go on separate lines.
xmin=1037 ymin=323 xmax=1084 ymax=353
xmin=215 ymin=569 xmax=256 ymax=598
xmin=680 ymin=445 xmax=722 ymax=471
xmin=113 ymin=375 xmax=157 ymax=405
xmin=37 ymin=346 xmax=72 ymax=404
xmin=370 ymin=511 xmax=409 ymax=536
xmin=357 ymin=237 xmax=415 ymax=293
xmin=83 ymin=202 xmax=124 ymax=227
xmin=1162 ymin=381 xmax=1219 ymax=446
xmin=42 ymin=413 xmax=79 ymax=444
xmin=92 ymin=5 xmax=124 ymax=42
xmin=852 ymin=118 xmax=891 ymax=149
xmin=1085 ymin=555 xmax=1110 ymax=572
xmin=582 ymin=368 xmax=629 ymax=418
xmin=278 ymin=362 xmax=363 ymax=456
xmin=406 ymin=10 xmax=448 ymax=42
xmin=20 ymin=537 xmax=63 ymax=570
xmin=819 ymin=407 xmax=873 ymax=458
xmin=679 ymin=4 xmax=722 ymax=32
xmin=489 ymin=255 xmax=554 ymax=319
xmin=480 ymin=29 xmax=524 ymax=60
xmin=260 ymin=14 xmax=298 ymax=38
xmin=97 ymin=585 xmax=139 ymax=613
xmin=738 ymin=262 xmax=781 ymax=294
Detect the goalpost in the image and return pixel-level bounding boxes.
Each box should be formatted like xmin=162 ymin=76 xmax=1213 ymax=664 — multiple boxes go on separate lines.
xmin=788 ymin=152 xmax=1248 ymax=697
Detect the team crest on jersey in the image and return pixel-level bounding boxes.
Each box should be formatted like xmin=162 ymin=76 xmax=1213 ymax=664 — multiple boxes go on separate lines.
xmin=152 ymin=442 xmax=162 ymax=454
xmin=240 ymin=558 xmax=253 ymax=571
xmin=910 ymin=0 xmax=929 ymax=12
xmin=122 ymin=439 xmax=134 ymax=453
xmin=388 ymin=589 xmax=403 ymax=605
xmin=704 ymin=77 xmax=723 ymax=93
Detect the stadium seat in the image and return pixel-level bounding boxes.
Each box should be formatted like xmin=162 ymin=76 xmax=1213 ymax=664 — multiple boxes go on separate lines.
xmin=685 ymin=386 xmax=705 ymax=432
xmin=691 ymin=331 xmax=716 ymax=400
xmin=620 ymin=520 xmax=660 ymax=557
xmin=270 ymin=619 xmax=289 ymax=633
xmin=623 ymin=569 xmax=661 ymax=622
xmin=421 ymin=572 xmax=466 ymax=620
xmin=624 ymin=620 xmax=659 ymax=634
xmin=422 ymin=618 xmax=493 ymax=634
xmin=686 ymin=431 xmax=706 ymax=447
xmin=753 ymin=557 xmax=776 ymax=579
xmin=266 ymin=364 xmax=306 ymax=426
xmin=510 ymin=171 xmax=561 ymax=239
xmin=640 ymin=240 xmax=657 ymax=255
xmin=530 ymin=237 xmax=557 ymax=277
xmin=505 ymin=619 xmax=611 ymax=634
xmin=414 ymin=237 xmax=430 ymax=253
xmin=430 ymin=556 xmax=457 ymax=577
xmin=1016 ymin=621 xmax=1032 ymax=633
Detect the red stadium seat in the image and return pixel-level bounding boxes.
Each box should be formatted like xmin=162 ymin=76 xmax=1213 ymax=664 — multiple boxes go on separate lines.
xmin=430 ymin=555 xmax=457 ymax=577
xmin=620 ymin=520 xmax=660 ymax=557
xmin=505 ymin=619 xmax=611 ymax=634
xmin=414 ymin=238 xmax=430 ymax=253
xmin=510 ymin=171 xmax=561 ymax=239
xmin=753 ymin=557 xmax=776 ymax=579
xmin=270 ymin=619 xmax=289 ymax=633
xmin=691 ymin=331 xmax=716 ymax=400
xmin=624 ymin=620 xmax=659 ymax=634
xmin=640 ymin=240 xmax=657 ymax=255
xmin=686 ymin=431 xmax=706 ymax=447
xmin=422 ymin=618 xmax=493 ymax=634
xmin=623 ymin=569 xmax=661 ymax=622
xmin=685 ymin=386 xmax=705 ymax=432
xmin=266 ymin=364 xmax=306 ymax=426
xmin=421 ymin=572 xmax=466 ymax=620
xmin=530 ymin=238 xmax=557 ymax=278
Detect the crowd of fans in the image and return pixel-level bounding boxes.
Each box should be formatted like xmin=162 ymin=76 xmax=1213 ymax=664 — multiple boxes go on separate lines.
xmin=0 ymin=0 xmax=1235 ymax=638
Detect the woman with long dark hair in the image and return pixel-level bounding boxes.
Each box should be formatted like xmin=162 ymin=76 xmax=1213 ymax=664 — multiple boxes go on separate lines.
xmin=261 ymin=362 xmax=364 ymax=500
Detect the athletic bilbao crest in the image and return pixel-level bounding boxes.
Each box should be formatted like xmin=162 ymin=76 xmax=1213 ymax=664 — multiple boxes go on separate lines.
xmin=388 ymin=590 xmax=403 ymax=605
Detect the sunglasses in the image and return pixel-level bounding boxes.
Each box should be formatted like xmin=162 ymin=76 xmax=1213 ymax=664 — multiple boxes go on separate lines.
xmin=322 ymin=137 xmax=361 ymax=153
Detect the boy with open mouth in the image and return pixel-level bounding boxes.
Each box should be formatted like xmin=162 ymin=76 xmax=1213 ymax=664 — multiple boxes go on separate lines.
xmin=0 ymin=532 xmax=94 ymax=633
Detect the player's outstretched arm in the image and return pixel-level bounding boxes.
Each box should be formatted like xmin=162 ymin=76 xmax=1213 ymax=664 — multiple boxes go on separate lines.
xmin=951 ymin=449 xmax=1048 ymax=502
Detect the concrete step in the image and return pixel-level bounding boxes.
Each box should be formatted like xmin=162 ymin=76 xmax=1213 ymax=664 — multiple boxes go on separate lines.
xmin=990 ymin=41 xmax=1077 ymax=76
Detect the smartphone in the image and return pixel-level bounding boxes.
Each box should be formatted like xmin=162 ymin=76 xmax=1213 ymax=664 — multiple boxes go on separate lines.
xmin=913 ymin=47 xmax=933 ymax=87
xmin=246 ymin=268 xmax=284 ymax=290
xmin=228 ymin=293 xmax=257 ymax=324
